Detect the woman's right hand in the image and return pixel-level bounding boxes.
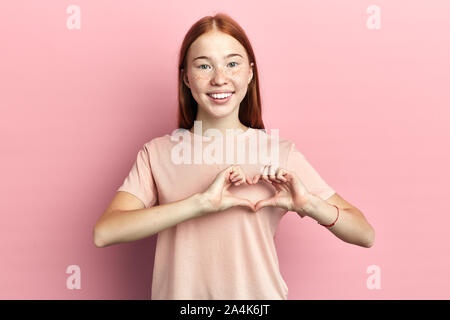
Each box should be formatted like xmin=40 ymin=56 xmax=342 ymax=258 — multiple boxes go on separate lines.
xmin=199 ymin=165 xmax=255 ymax=215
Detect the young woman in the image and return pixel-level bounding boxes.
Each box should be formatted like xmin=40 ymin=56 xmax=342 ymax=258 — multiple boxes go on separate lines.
xmin=93 ymin=13 xmax=375 ymax=300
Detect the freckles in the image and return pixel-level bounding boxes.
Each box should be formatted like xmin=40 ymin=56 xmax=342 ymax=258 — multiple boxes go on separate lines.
xmin=194 ymin=75 xmax=210 ymax=81
xmin=231 ymin=69 xmax=241 ymax=76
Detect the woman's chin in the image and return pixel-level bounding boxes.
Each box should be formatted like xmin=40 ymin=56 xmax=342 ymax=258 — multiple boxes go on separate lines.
xmin=213 ymin=110 xmax=235 ymax=119
xmin=204 ymin=105 xmax=235 ymax=118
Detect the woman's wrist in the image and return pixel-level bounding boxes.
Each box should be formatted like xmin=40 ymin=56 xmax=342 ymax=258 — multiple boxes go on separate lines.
xmin=293 ymin=193 xmax=318 ymax=218
xmin=191 ymin=192 xmax=216 ymax=216
xmin=302 ymin=194 xmax=338 ymax=225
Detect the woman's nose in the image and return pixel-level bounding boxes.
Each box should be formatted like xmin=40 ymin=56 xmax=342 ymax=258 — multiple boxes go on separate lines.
xmin=211 ymin=67 xmax=228 ymax=84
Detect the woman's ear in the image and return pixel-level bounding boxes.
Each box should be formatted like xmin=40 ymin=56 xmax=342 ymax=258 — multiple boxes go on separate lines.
xmin=248 ymin=62 xmax=254 ymax=85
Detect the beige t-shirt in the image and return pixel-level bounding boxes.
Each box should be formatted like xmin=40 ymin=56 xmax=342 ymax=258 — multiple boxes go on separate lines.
xmin=117 ymin=127 xmax=335 ymax=300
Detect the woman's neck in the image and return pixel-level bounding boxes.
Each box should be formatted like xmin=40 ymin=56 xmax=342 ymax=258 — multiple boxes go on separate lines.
xmin=189 ymin=119 xmax=249 ymax=137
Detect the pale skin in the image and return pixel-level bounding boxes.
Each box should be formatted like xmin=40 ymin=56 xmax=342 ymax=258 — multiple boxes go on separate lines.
xmin=202 ymin=164 xmax=375 ymax=248
xmin=181 ymin=29 xmax=254 ymax=136
xmin=93 ymin=29 xmax=375 ymax=249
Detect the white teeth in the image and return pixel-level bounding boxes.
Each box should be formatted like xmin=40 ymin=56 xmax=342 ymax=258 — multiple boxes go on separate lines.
xmin=208 ymin=92 xmax=232 ymax=99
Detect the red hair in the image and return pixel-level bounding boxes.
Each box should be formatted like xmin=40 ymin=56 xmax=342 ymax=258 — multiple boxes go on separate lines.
xmin=177 ymin=13 xmax=265 ymax=130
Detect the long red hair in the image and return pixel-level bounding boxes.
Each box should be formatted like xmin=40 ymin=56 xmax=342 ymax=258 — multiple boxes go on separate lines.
xmin=177 ymin=13 xmax=265 ymax=130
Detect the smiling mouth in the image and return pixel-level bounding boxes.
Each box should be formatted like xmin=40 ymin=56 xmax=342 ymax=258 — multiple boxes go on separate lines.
xmin=206 ymin=92 xmax=234 ymax=104
xmin=207 ymin=92 xmax=234 ymax=99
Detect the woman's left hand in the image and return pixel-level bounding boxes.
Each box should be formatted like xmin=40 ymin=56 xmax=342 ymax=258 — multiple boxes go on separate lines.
xmin=251 ymin=165 xmax=314 ymax=217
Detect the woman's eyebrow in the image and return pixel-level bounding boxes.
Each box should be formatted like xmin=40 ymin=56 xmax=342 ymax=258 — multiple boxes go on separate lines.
xmin=193 ymin=53 xmax=243 ymax=62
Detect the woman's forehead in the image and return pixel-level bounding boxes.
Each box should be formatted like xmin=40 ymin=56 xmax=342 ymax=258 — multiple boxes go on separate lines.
xmin=189 ymin=32 xmax=247 ymax=59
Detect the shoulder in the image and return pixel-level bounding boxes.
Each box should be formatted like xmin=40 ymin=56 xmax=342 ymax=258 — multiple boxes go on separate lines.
xmin=142 ymin=130 xmax=180 ymax=149
xmin=255 ymin=128 xmax=298 ymax=156
xmin=141 ymin=129 xmax=194 ymax=158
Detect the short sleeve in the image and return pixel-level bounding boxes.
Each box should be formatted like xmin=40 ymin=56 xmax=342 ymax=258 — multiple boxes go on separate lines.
xmin=117 ymin=144 xmax=158 ymax=208
xmin=287 ymin=143 xmax=335 ymax=201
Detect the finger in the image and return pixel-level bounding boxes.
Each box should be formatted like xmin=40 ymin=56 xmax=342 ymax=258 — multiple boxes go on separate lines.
xmin=225 ymin=165 xmax=239 ymax=182
xmin=268 ymin=164 xmax=278 ymax=182
xmin=229 ymin=171 xmax=239 ymax=180
xmin=231 ymin=169 xmax=245 ymax=183
xmin=211 ymin=167 xmax=229 ymax=191
xmin=269 ymin=180 xmax=284 ymax=192
xmin=246 ymin=175 xmax=253 ymax=185
xmin=282 ymin=169 xmax=297 ymax=182
xmin=232 ymin=167 xmax=250 ymax=186
xmin=224 ymin=165 xmax=235 ymax=178
xmin=276 ymin=168 xmax=288 ymax=182
xmin=254 ymin=198 xmax=275 ymax=211
xmin=234 ymin=176 xmax=246 ymax=186
xmin=222 ymin=165 xmax=241 ymax=190
xmin=252 ymin=174 xmax=261 ymax=184
xmin=271 ymin=179 xmax=283 ymax=186
xmin=230 ymin=172 xmax=241 ymax=182
xmin=261 ymin=165 xmax=271 ymax=184
xmin=231 ymin=196 xmax=255 ymax=212
xmin=230 ymin=165 xmax=245 ymax=180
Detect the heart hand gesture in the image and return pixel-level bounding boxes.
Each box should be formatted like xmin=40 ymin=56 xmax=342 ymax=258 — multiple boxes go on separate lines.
xmin=252 ymin=164 xmax=313 ymax=217
xmin=200 ymin=165 xmax=255 ymax=215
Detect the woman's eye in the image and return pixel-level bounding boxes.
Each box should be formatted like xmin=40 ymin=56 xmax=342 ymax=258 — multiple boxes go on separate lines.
xmin=198 ymin=62 xmax=238 ymax=70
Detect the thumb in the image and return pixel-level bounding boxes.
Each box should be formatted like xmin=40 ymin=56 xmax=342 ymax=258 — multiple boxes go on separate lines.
xmin=211 ymin=165 xmax=234 ymax=191
xmin=229 ymin=196 xmax=255 ymax=212
xmin=254 ymin=198 xmax=275 ymax=211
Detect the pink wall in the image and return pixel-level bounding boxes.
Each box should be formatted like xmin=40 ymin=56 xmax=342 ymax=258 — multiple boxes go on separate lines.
xmin=1 ymin=0 xmax=449 ymax=299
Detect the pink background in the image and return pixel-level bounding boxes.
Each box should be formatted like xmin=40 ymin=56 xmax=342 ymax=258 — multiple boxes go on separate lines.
xmin=1 ymin=0 xmax=449 ymax=299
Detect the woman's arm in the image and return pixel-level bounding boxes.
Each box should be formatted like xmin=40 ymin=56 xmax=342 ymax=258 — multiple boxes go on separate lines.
xmin=94 ymin=164 xmax=253 ymax=248
xmin=252 ymin=165 xmax=375 ymax=248
xmin=303 ymin=192 xmax=375 ymax=248
xmin=94 ymin=192 xmax=211 ymax=247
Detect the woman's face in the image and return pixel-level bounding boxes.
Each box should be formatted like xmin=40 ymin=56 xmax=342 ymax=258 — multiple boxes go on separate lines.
xmin=183 ymin=31 xmax=254 ymax=119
